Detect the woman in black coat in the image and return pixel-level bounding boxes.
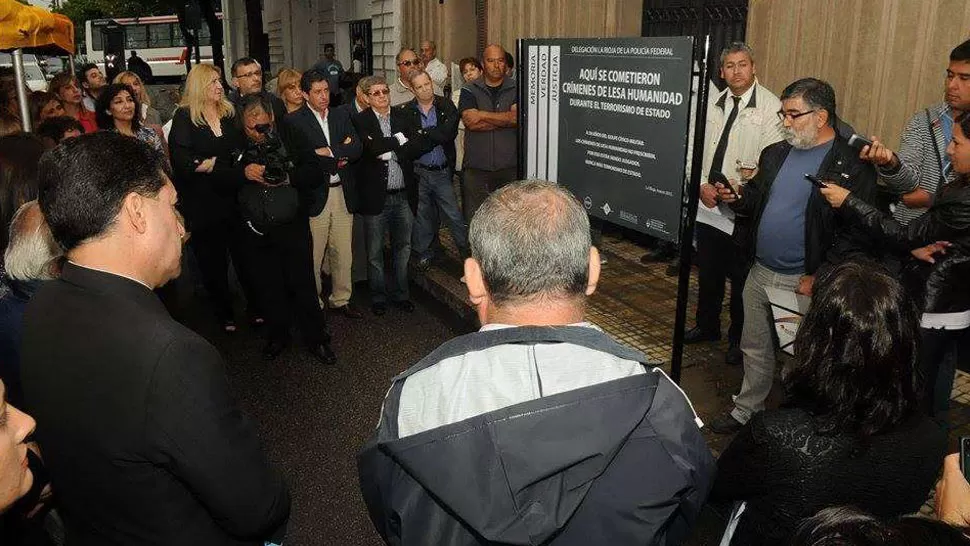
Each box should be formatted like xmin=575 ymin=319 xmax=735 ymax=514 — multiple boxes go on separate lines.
xmin=820 ymin=111 xmax=970 ymax=415
xmin=168 ymin=64 xmax=260 ymax=331
xmin=711 ymin=261 xmax=946 ymax=545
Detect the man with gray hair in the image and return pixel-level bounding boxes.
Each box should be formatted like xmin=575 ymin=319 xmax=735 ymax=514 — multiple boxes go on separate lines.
xmin=709 ymin=78 xmax=878 ymax=433
xmin=359 ymin=180 xmax=714 ymax=545
xmin=0 ymin=201 xmax=60 ymax=409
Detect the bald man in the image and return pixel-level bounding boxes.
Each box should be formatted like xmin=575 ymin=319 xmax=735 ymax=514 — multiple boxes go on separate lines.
xmin=457 ymin=44 xmax=518 ymax=222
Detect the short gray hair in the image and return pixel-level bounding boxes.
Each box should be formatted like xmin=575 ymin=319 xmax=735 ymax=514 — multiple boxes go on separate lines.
xmin=408 ymin=70 xmax=431 ymax=87
xmin=469 ymin=180 xmax=591 ymax=305
xmin=4 ymin=201 xmax=60 ymax=281
xmin=719 ymin=42 xmax=754 ymax=67
xmin=359 ymin=75 xmax=387 ymax=94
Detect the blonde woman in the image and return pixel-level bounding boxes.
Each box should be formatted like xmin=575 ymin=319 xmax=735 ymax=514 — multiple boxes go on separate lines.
xmin=113 ymin=71 xmax=162 ymax=126
xmin=169 ymin=63 xmax=261 ymax=331
xmin=275 ymin=68 xmax=304 ymax=113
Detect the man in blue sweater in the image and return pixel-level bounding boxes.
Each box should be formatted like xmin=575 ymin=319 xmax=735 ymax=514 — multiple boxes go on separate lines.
xmin=708 ymin=78 xmax=878 ymax=433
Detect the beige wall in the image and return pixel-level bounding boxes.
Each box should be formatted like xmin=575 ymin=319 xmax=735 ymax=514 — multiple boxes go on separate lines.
xmin=402 ymin=0 xmax=643 ymax=70
xmin=747 ymin=0 xmax=970 ymax=149
xmin=401 ymin=0 xmax=477 ymax=72
xmin=486 ymin=0 xmax=643 ymax=53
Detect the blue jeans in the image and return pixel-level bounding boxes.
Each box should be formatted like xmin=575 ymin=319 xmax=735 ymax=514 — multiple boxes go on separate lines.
xmin=413 ymin=166 xmax=469 ymax=259
xmin=363 ymin=191 xmax=413 ymax=303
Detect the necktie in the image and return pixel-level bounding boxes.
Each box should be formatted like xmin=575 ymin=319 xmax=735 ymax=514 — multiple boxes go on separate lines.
xmin=710 ymin=95 xmax=741 ymax=177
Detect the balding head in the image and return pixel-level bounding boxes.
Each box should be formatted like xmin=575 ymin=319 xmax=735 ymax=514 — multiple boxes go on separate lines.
xmin=419 ymin=40 xmax=436 ymax=64
xmin=4 ymin=201 xmax=61 ymax=281
xmin=482 ymin=44 xmax=508 ymax=84
xmin=465 ymin=181 xmax=600 ymax=325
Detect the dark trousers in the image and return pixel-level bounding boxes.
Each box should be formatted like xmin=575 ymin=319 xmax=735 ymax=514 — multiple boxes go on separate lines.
xmin=241 ymin=219 xmax=329 ymax=346
xmin=695 ymin=223 xmax=748 ymax=342
xmin=920 ymin=327 xmax=969 ymax=417
xmin=189 ymin=218 xmax=262 ymax=323
xmin=413 ymin=166 xmax=469 ymax=259
xmin=461 ymin=167 xmax=517 ymax=222
xmin=363 ymin=192 xmax=413 ymax=304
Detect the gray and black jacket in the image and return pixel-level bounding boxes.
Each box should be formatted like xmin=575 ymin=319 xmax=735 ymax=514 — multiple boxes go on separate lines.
xmin=460 ymin=76 xmax=518 ymax=172
xmin=358 ymin=325 xmax=715 ymax=545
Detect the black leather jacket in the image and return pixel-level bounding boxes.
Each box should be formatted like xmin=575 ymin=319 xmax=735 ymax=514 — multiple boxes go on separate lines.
xmin=729 ymin=135 xmax=879 ymax=275
xmin=842 ymin=183 xmax=970 ymax=313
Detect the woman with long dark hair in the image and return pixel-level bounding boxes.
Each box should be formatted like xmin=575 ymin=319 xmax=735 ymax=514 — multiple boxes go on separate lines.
xmin=94 ymin=83 xmax=163 ymax=154
xmin=710 ymin=261 xmax=947 ymax=545
xmin=820 ymin=111 xmax=970 ymax=415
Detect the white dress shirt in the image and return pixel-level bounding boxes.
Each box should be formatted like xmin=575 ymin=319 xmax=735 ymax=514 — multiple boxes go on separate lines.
xmin=310 ymin=107 xmax=341 ymax=185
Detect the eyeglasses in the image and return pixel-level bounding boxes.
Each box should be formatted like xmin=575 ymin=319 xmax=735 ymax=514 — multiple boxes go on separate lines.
xmin=368 ymin=88 xmax=390 ymax=97
xmin=397 ymin=59 xmax=422 ymax=67
xmin=776 ymin=109 xmax=817 ymax=121
xmin=236 ymin=70 xmax=261 ymax=80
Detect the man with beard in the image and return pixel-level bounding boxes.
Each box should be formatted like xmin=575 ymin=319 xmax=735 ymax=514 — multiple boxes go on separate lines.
xmin=707 ymin=78 xmax=878 ymax=434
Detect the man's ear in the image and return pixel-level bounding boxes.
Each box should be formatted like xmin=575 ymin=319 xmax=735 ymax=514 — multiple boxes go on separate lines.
xmin=586 ymin=246 xmax=601 ymax=296
xmin=121 ymin=192 xmax=149 ymax=234
xmin=464 ymin=257 xmax=488 ymax=306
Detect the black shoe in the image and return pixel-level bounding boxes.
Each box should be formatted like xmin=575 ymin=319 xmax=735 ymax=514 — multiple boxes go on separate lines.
xmin=331 ymin=304 xmax=363 ymax=319
xmin=707 ymin=414 xmax=744 ymax=434
xmin=725 ymin=342 xmax=743 ymax=366
xmin=262 ymin=339 xmax=287 ymax=361
xmin=640 ymin=249 xmax=676 ymax=264
xmin=665 ymin=261 xmax=679 ymax=277
xmin=393 ymin=300 xmax=415 ymax=313
xmin=683 ymin=326 xmax=720 ymax=344
xmin=371 ymin=302 xmax=387 ymax=316
xmin=307 ymin=343 xmax=337 ymax=366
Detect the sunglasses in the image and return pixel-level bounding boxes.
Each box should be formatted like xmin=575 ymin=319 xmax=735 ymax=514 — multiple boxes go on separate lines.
xmin=368 ymin=88 xmax=390 ymax=97
xmin=397 ymin=59 xmax=422 ymax=67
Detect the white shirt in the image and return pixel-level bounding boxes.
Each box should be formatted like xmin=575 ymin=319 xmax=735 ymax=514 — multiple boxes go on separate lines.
xmin=722 ymin=82 xmax=756 ymax=120
xmin=425 ymin=57 xmax=448 ymax=96
xmin=310 ymin=107 xmax=341 ymax=185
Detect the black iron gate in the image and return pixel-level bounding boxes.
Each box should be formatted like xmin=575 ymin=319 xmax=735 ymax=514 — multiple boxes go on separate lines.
xmin=642 ymin=0 xmax=747 ymax=88
xmin=349 ymin=19 xmax=373 ymax=76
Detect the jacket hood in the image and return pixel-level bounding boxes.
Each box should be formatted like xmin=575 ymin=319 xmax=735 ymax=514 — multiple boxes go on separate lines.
xmin=377 ymin=343 xmax=663 ymax=544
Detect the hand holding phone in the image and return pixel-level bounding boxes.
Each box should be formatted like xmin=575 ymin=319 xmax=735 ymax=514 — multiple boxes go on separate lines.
xmin=709 ymin=172 xmax=738 ymax=200
xmin=847 ymin=134 xmax=873 ymax=150
xmin=804 ymin=174 xmax=827 ymax=189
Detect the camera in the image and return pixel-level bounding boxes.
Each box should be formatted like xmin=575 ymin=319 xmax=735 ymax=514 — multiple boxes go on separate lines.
xmin=239 ymin=123 xmax=293 ymax=185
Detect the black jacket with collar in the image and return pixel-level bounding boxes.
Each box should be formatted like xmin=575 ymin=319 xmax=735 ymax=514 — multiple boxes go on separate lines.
xmin=402 ymin=95 xmax=460 ymax=170
xmin=283 ymin=103 xmax=362 ymax=216
xmin=351 ymin=106 xmax=433 ymax=215
xmin=729 ymin=133 xmax=879 ymax=275
xmin=21 ymin=263 xmax=290 ymax=545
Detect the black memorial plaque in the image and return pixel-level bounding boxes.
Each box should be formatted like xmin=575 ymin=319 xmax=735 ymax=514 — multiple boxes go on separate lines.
xmin=522 ymin=37 xmax=694 ymax=241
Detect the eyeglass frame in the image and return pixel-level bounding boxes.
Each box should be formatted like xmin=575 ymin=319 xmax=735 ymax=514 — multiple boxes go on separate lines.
xmin=776 ymin=109 xmax=817 ymax=121
xmin=367 ymin=88 xmax=390 ymax=97
xmin=235 ymin=70 xmax=262 ymax=80
xmin=397 ymin=59 xmax=423 ymax=67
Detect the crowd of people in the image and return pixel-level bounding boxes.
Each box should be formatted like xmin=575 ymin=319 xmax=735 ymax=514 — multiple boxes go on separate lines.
xmin=0 ymin=31 xmax=967 ymax=546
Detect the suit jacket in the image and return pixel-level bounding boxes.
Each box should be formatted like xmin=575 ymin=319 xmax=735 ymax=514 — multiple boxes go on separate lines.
xmin=351 ymin=106 xmax=433 ymax=215
xmin=283 ymin=104 xmax=362 ymax=216
xmin=403 ymin=95 xmax=460 ymax=170
xmin=21 ymin=263 xmax=291 ymax=545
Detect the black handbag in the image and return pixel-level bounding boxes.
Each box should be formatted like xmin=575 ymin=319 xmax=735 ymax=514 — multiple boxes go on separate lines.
xmin=237 ymin=182 xmax=299 ymax=229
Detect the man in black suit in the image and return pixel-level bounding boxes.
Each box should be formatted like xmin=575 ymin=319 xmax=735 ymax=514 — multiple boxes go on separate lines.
xmin=285 ymin=69 xmax=363 ymax=319
xmin=352 ymin=75 xmax=431 ymax=315
xmin=21 ymin=133 xmax=291 ymax=544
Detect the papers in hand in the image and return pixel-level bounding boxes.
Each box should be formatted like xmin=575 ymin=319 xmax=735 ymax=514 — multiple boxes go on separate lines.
xmin=766 ymin=287 xmax=811 ymax=356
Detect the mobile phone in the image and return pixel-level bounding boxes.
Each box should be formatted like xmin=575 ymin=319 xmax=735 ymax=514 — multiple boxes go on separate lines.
xmin=961 ymin=436 xmax=970 ymax=480
xmin=804 ymin=173 xmax=827 ymax=189
xmin=847 ymin=133 xmax=873 ymax=150
xmin=709 ymin=171 xmax=737 ymax=198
